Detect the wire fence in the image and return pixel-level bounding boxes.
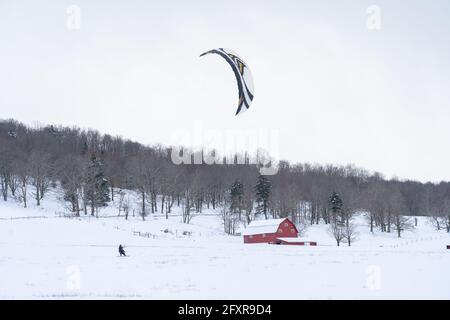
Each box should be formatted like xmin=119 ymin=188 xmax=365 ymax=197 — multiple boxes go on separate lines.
xmin=384 ymin=234 xmax=449 ymax=249
xmin=0 ymin=216 xmax=48 ymax=220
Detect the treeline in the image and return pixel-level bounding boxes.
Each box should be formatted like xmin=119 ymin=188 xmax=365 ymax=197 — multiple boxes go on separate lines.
xmin=0 ymin=119 xmax=449 ymax=237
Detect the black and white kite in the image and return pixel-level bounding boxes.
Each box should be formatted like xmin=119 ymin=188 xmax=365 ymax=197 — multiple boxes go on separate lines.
xmin=200 ymin=48 xmax=254 ymax=116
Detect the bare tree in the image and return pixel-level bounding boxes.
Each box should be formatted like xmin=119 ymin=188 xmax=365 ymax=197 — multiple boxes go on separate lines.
xmin=29 ymin=151 xmax=52 ymax=206
xmin=393 ymin=214 xmax=413 ymax=238
xmin=328 ymin=220 xmax=346 ymax=246
xmin=182 ymin=189 xmax=194 ymax=224
xmin=0 ymin=145 xmax=13 ymax=201
xmin=57 ymin=155 xmax=87 ymax=216
xmin=242 ymin=190 xmax=254 ymax=225
xmin=15 ymin=158 xmax=31 ymax=208
xmin=343 ymin=219 xmax=358 ymax=246
xmin=122 ymin=195 xmax=131 ymax=220
xmin=221 ymin=200 xmax=239 ymax=235
xmin=116 ymin=189 xmax=126 ymax=216
xmin=429 ymin=215 xmax=443 ymax=231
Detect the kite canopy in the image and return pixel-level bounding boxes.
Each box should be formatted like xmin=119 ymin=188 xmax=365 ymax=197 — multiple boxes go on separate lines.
xmin=200 ymin=48 xmax=254 ymax=116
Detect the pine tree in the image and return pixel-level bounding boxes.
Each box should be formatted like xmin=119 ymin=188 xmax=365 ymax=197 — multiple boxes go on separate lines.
xmin=329 ymin=191 xmax=344 ymax=225
xmin=85 ymin=155 xmax=110 ymax=216
xmin=328 ymin=191 xmax=350 ymax=246
xmin=255 ymin=175 xmax=271 ymax=219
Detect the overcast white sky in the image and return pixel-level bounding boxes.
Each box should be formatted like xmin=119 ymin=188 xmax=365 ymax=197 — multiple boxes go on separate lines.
xmin=1 ymin=0 xmax=449 ymax=182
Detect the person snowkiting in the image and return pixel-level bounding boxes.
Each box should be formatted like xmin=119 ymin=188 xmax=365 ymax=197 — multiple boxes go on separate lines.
xmin=118 ymin=244 xmax=126 ymax=257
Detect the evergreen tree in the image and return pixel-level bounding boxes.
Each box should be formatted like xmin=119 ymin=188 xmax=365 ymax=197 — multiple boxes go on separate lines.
xmin=85 ymin=155 xmax=110 ymax=216
xmin=329 ymin=191 xmax=344 ymax=225
xmin=328 ymin=191 xmax=349 ymax=246
xmin=255 ymin=175 xmax=271 ymax=219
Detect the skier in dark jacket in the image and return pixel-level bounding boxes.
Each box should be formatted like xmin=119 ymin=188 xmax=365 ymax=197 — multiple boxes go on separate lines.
xmin=118 ymin=244 xmax=126 ymax=257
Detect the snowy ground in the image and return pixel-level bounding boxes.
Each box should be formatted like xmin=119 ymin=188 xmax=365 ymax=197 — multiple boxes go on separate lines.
xmin=1 ymin=190 xmax=449 ymax=299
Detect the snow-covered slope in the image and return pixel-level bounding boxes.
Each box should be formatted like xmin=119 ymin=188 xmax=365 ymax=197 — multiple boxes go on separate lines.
xmin=1 ymin=190 xmax=449 ymax=299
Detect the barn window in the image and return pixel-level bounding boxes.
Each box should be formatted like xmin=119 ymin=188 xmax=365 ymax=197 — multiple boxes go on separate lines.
xmin=291 ymin=229 xmax=295 ymax=233
xmin=284 ymin=223 xmax=289 ymax=227
xmin=278 ymin=229 xmax=283 ymax=233
xmin=262 ymin=234 xmax=266 ymax=238
xmin=249 ymin=235 xmax=253 ymax=239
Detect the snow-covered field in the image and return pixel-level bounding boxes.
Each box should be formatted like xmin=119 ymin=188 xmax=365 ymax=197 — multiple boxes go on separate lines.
xmin=1 ymin=190 xmax=449 ymax=299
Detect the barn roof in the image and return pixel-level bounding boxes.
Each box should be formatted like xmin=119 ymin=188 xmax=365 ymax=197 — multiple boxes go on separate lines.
xmin=242 ymin=218 xmax=289 ymax=236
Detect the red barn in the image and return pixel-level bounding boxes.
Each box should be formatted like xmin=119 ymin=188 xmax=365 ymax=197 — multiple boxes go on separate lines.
xmin=243 ymin=218 xmax=298 ymax=244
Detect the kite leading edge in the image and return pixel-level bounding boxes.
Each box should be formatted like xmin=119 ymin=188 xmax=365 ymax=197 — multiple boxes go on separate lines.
xmin=200 ymin=48 xmax=254 ymax=116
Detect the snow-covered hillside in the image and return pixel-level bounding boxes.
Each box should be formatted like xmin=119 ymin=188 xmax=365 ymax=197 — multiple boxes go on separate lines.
xmin=0 ymin=190 xmax=449 ymax=299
